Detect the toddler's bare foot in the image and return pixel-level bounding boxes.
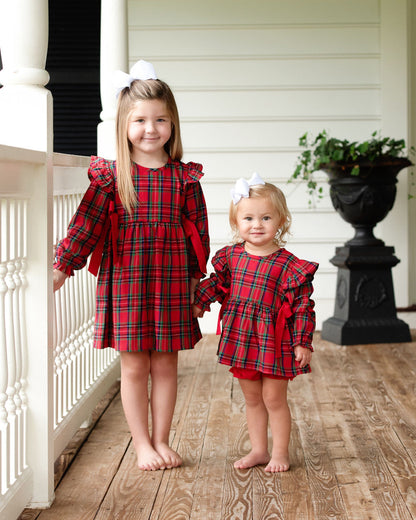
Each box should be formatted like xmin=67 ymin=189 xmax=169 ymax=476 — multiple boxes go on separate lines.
xmin=234 ymin=450 xmax=270 ymax=469
xmin=136 ymin=444 xmax=166 ymax=471
xmin=154 ymin=442 xmax=182 ymax=469
xmin=264 ymin=453 xmax=290 ymax=473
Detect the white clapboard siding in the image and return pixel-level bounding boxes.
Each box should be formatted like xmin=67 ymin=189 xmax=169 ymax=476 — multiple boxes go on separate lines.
xmin=127 ymin=0 xmax=411 ymax=331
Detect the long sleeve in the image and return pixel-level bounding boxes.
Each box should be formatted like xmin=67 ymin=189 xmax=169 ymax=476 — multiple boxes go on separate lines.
xmin=182 ymin=163 xmax=210 ymax=279
xmin=54 ymin=157 xmax=115 ymax=276
xmin=284 ymin=260 xmax=318 ymax=351
xmin=286 ymin=280 xmax=316 ymax=350
xmin=194 ymin=247 xmax=231 ymax=312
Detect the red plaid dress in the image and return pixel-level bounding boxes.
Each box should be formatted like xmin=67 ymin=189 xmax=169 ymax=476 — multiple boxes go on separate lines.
xmin=194 ymin=244 xmax=318 ymax=378
xmin=54 ymin=156 xmax=210 ymax=352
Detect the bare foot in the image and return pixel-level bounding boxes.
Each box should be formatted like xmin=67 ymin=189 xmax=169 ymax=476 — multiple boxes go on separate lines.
xmin=264 ymin=453 xmax=290 ymax=473
xmin=136 ymin=444 xmax=166 ymax=471
xmin=234 ymin=450 xmax=270 ymax=469
xmin=154 ymin=442 xmax=182 ymax=469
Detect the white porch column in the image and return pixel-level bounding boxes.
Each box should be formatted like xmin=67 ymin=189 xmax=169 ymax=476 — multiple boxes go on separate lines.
xmin=0 ymin=0 xmax=53 ymax=152
xmin=97 ymin=0 xmax=129 ymax=159
xmin=379 ymin=0 xmax=410 ymax=307
xmin=0 ymin=0 xmax=54 ymax=509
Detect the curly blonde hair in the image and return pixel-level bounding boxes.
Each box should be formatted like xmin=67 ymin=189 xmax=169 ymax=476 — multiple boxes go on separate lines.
xmin=115 ymin=79 xmax=183 ymax=213
xmin=228 ymin=182 xmax=292 ymax=248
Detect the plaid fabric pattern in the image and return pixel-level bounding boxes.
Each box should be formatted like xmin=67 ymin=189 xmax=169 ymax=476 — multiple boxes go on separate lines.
xmin=54 ymin=156 xmax=210 ymax=352
xmin=194 ymin=244 xmax=318 ymax=378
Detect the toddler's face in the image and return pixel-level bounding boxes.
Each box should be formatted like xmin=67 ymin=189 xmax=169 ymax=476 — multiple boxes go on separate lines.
xmin=236 ymin=196 xmax=281 ymax=250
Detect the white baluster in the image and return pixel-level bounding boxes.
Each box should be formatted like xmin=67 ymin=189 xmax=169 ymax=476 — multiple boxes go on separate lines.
xmin=74 ymin=267 xmax=82 ymax=401
xmin=61 ymin=194 xmax=71 ymax=418
xmin=79 ymin=267 xmax=87 ymax=396
xmin=68 ymin=270 xmax=77 ymax=411
xmin=13 ymin=257 xmax=23 ymax=476
xmin=5 ymin=260 xmax=17 ymax=485
xmin=63 ymin=282 xmax=71 ymax=417
xmin=19 ymin=256 xmax=28 ymax=471
xmin=71 ymin=196 xmax=81 ymax=403
xmin=53 ymin=195 xmax=64 ymax=426
xmin=0 ymin=262 xmax=10 ymax=494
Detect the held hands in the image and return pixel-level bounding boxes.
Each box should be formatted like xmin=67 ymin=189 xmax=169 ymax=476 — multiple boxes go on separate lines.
xmin=294 ymin=346 xmax=312 ymax=368
xmin=192 ymin=304 xmax=204 ymax=318
xmin=190 ymin=277 xmax=199 ymax=303
xmin=190 ymin=278 xmax=205 ymax=318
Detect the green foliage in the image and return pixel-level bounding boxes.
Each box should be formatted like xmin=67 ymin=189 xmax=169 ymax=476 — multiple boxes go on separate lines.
xmin=289 ymin=130 xmax=413 ymax=205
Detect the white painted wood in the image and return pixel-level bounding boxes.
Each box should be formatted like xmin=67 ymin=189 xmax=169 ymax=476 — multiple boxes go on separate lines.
xmin=0 ymin=4 xmax=55 ymax=508
xmin=378 ymin=0 xmax=411 ymax=306
xmin=0 ymin=467 xmax=32 ymax=520
xmin=24 ymin=156 xmax=55 ymax=508
xmin=130 ymin=25 xmax=380 ymax=57
xmin=127 ymin=0 xmax=379 ymax=25
xmin=0 ymin=0 xmax=52 ymax=153
xmin=0 ymin=148 xmax=54 ymax=511
xmin=0 ymin=260 xmax=9 ymax=496
xmin=0 ymin=149 xmax=121 ymax=517
xmin=127 ymin=0 xmax=414 ymax=330
xmin=97 ymin=0 xmax=129 ymax=159
xmin=0 ymin=0 xmax=49 ymax=85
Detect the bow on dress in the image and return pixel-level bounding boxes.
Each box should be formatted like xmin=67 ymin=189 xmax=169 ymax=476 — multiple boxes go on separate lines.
xmin=230 ymin=172 xmax=265 ymax=204
xmin=114 ymin=59 xmax=158 ymax=97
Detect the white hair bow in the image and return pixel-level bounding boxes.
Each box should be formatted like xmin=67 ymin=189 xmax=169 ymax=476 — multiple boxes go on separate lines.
xmin=114 ymin=60 xmax=158 ymax=97
xmin=230 ymin=172 xmax=265 ymax=204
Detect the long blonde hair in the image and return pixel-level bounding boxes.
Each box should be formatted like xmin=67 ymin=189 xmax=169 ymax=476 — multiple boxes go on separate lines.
xmin=115 ymin=79 xmax=183 ymax=213
xmin=229 ymin=182 xmax=292 ymax=248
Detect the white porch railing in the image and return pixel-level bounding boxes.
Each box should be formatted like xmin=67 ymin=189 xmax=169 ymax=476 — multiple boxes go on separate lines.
xmin=0 ymin=147 xmax=120 ymax=520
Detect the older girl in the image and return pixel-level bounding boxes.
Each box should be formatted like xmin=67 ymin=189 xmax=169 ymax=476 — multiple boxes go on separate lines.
xmin=54 ymin=60 xmax=209 ymax=471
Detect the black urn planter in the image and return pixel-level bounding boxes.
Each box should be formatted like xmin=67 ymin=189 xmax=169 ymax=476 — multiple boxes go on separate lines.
xmin=323 ymin=158 xmax=412 ymax=247
xmin=321 ymin=157 xmax=412 ymax=345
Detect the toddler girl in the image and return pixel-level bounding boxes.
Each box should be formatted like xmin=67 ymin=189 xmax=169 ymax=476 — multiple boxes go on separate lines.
xmin=193 ymin=174 xmax=317 ymax=472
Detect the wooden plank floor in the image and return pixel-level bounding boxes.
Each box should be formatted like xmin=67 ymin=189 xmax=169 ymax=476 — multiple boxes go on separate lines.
xmin=20 ymin=332 xmax=416 ymax=520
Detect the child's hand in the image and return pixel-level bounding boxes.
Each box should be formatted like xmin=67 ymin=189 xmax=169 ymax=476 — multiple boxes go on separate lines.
xmin=53 ymin=269 xmax=68 ymax=292
xmin=192 ymin=304 xmax=204 ymax=318
xmin=190 ymin=277 xmax=199 ymax=304
xmin=294 ymin=346 xmax=312 ymax=368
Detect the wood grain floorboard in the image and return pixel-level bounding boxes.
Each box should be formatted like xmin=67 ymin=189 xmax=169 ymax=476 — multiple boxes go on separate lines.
xmin=18 ymin=332 xmax=416 ymax=520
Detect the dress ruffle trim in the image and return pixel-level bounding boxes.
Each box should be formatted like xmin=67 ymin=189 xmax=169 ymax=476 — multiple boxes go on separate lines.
xmin=211 ymin=246 xmax=229 ymax=273
xmin=88 ymin=156 xmax=204 ymax=187
xmin=88 ymin=156 xmax=116 ymax=192
xmin=182 ymin=161 xmax=204 ymax=183
xmin=285 ymin=257 xmax=319 ymax=289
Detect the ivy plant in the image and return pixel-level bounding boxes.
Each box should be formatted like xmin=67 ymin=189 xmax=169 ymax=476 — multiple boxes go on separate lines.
xmin=288 ymin=130 xmax=414 ymax=205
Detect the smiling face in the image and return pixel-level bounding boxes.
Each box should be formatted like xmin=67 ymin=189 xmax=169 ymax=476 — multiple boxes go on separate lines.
xmin=127 ymin=98 xmax=172 ymax=166
xmin=236 ymin=196 xmax=283 ymax=255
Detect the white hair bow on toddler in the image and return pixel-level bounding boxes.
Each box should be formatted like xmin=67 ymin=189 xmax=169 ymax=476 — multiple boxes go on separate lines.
xmin=114 ymin=59 xmax=158 ymax=97
xmin=230 ymin=172 xmax=265 ymax=204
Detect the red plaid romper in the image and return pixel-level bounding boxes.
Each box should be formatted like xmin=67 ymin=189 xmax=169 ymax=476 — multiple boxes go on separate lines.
xmin=54 ymin=156 xmax=210 ymax=352
xmin=194 ymin=244 xmax=318 ymax=378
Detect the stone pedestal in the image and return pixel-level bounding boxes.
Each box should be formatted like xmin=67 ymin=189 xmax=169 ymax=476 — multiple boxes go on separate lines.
xmin=321 ymin=246 xmax=411 ymax=345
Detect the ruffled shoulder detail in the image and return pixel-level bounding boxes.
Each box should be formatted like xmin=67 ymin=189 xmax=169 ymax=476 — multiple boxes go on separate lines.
xmin=87 ymin=156 xmax=116 ymax=192
xmin=211 ymin=245 xmax=231 ymax=274
xmin=182 ymin=161 xmax=204 ymax=183
xmin=279 ymin=249 xmax=319 ymax=289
